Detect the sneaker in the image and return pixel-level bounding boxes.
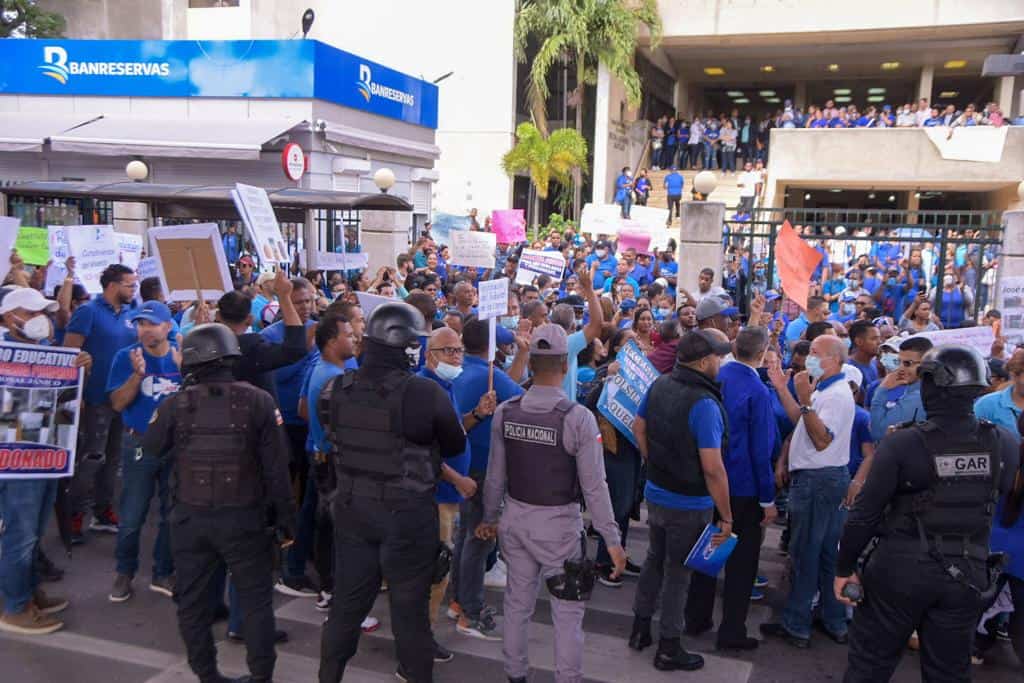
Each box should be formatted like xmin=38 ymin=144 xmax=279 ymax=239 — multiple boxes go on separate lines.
xmin=33 ymin=589 xmax=68 ymax=615
xmin=70 ymin=513 xmax=85 ymax=545
xmin=395 ymin=665 xmax=410 ymax=682
xmin=315 ymin=591 xmax=332 ymax=612
xmin=759 ymin=623 xmax=810 ymax=649
xmin=971 ymin=653 xmax=985 ymax=665
xmin=446 ymin=601 xmax=462 ymax=621
xmin=754 ymin=574 xmax=769 ymax=588
xmin=109 ymin=574 xmax=133 ymax=603
xmin=274 ymin=575 xmax=319 ymax=598
xmin=457 ymin=615 xmax=501 ymax=641
xmin=433 ymin=639 xmax=454 ymax=663
xmin=484 ymin=560 xmax=507 ymax=588
xmin=361 ymin=616 xmax=380 ymax=633
xmin=597 ymin=565 xmax=623 ymax=588
xmin=654 ymin=639 xmax=705 ymax=671
xmin=227 ymin=629 xmax=288 ymax=643
xmin=35 ymin=550 xmax=64 ymax=583
xmin=0 ymin=605 xmax=63 ymax=635
xmin=623 ymin=559 xmax=643 ymax=577
xmin=750 ymin=587 xmax=765 ymax=602
xmin=89 ymin=506 xmax=119 ymax=533
xmin=996 ymin=624 xmax=1011 ymax=642
xmin=149 ymin=575 xmax=175 ymax=598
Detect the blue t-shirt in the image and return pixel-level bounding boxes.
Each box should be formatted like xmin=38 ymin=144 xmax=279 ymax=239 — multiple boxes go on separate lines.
xmin=846 ymin=357 xmax=879 ymax=393
xmin=453 ymin=356 xmax=524 ymax=473
xmin=66 ymin=296 xmax=138 ymax=404
xmin=664 ymin=172 xmax=685 ymax=196
xmin=106 ymin=343 xmax=181 ymax=434
xmin=419 ymin=367 xmax=472 ymax=504
xmin=261 ymin=319 xmax=319 ymax=424
xmin=302 ymin=356 xmax=358 ymax=452
xmin=637 ymin=393 xmax=722 ymax=511
xmin=250 ymin=294 xmax=270 ymax=332
xmin=585 ymin=254 xmax=618 ymax=289
xmin=848 ymin=407 xmax=872 ymax=476
xmin=562 ymin=329 xmax=589 ymax=399
xmin=823 ymin=279 xmax=845 ymax=314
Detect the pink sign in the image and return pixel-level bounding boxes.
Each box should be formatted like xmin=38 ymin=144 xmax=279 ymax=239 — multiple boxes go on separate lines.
xmin=617 ymin=229 xmax=652 ymax=256
xmin=491 ymin=209 xmax=527 ymax=244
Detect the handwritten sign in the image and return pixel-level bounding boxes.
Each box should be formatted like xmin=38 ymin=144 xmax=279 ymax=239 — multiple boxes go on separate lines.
xmin=65 ymin=225 xmax=118 ymax=295
xmin=597 ymin=340 xmax=659 ymax=447
xmin=232 ymin=183 xmax=289 ymax=263
xmin=449 ymin=230 xmax=496 ymax=269
xmin=430 ymin=212 xmax=472 ymax=246
xmin=0 ymin=341 xmax=84 ymax=479
xmin=116 ymin=232 xmax=144 ymax=270
xmin=44 ymin=226 xmax=72 ymax=295
xmin=478 ymin=277 xmax=509 ymax=321
xmin=913 ymin=326 xmax=995 ymax=359
xmin=998 ymin=276 xmax=1024 ymax=349
xmin=491 ymin=210 xmax=526 ymax=244
xmin=14 ymin=226 xmax=48 ymax=266
xmin=0 ymin=217 xmax=19 ymax=283
xmin=515 ymin=248 xmax=566 ymax=285
xmin=315 ymin=251 xmax=370 ymax=271
xmin=580 ymin=203 xmax=622 ymax=236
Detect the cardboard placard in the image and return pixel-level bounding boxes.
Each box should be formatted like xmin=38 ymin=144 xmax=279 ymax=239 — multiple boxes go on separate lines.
xmin=116 ymin=232 xmax=144 ymax=270
xmin=14 ymin=226 xmax=48 ymax=266
xmin=449 ymin=230 xmax=496 ymax=269
xmin=0 ymin=217 xmax=19 ymax=284
xmin=913 ymin=326 xmax=995 ymax=359
xmin=232 ymin=183 xmax=289 ymax=263
xmin=147 ymin=223 xmax=233 ymax=302
xmin=515 ymin=248 xmax=566 ymax=285
xmin=64 ymin=225 xmax=117 ymax=295
xmin=477 ymin=277 xmax=509 ymax=321
xmin=491 ymin=209 xmax=527 ymax=244
xmin=315 ymin=251 xmax=370 ymax=271
xmin=355 ymin=291 xmax=393 ymax=319
xmin=617 ymin=230 xmax=652 ymax=256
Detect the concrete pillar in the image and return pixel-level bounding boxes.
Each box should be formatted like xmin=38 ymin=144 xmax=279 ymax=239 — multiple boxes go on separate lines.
xmin=794 ymin=81 xmax=807 ymax=110
xmin=674 ymin=78 xmax=689 ymax=119
xmin=917 ymin=65 xmax=934 ymax=103
xmin=995 ymin=76 xmax=1015 ymax=118
xmin=592 ymin=62 xmax=612 ymax=204
xmin=677 ymin=200 xmax=725 ymax=306
xmin=995 ymin=209 xmax=1024 ymax=317
xmin=905 ymin=191 xmax=919 ymax=225
xmin=113 ymin=201 xmax=149 ymax=243
xmin=360 ymin=209 xmax=412 ymax=276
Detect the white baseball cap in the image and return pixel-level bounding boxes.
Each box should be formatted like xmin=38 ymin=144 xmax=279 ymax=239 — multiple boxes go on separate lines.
xmin=0 ymin=287 xmax=58 ymax=315
xmin=841 ymin=363 xmax=863 ymax=388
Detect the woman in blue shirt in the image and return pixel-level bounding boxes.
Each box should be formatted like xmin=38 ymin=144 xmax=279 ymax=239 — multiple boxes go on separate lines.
xmin=938 ymin=273 xmax=973 ymax=328
xmin=634 ymin=169 xmax=652 ymax=206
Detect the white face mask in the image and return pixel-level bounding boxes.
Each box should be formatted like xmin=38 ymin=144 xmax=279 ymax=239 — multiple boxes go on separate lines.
xmin=596 ymin=249 xmax=608 ymax=258
xmin=405 ymin=345 xmax=421 ymax=368
xmin=434 ymin=362 xmax=463 ymax=382
xmin=18 ymin=314 xmax=52 ymax=341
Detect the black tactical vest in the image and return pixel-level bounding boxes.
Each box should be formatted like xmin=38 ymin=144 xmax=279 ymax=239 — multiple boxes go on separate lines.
xmin=886 ymin=420 xmax=1002 ymax=561
xmin=502 ymin=396 xmax=580 ymax=506
xmin=172 ymin=382 xmax=263 ymax=508
xmin=645 ymin=365 xmax=728 ymax=498
xmin=319 ymin=369 xmax=440 ymax=495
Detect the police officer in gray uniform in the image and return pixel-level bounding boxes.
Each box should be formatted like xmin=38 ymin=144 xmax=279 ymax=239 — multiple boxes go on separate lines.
xmin=142 ymin=323 xmax=296 ymax=683
xmin=835 ymin=344 xmax=1021 ymax=682
xmin=477 ymin=323 xmax=625 ymax=683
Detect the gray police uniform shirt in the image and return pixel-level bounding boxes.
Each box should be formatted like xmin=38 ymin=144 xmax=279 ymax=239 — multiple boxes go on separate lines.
xmin=482 ymin=384 xmax=620 ymax=552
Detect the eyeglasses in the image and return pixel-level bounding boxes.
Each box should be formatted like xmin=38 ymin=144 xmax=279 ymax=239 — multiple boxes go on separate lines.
xmin=430 ymin=346 xmax=464 ymax=358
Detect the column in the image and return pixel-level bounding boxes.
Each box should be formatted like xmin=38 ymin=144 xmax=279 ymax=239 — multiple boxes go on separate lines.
xmin=917 ymin=65 xmax=934 ymax=103
xmin=905 ymin=191 xmax=919 ymax=225
xmin=995 ymin=207 xmax=1024 ymax=312
xmin=112 ymin=202 xmax=149 ymax=238
xmin=994 ymin=76 xmax=1015 ymax=118
xmin=677 ymin=200 xmax=725 ymax=306
xmin=360 ymin=209 xmax=412 ymax=276
xmin=674 ymin=78 xmax=689 ymax=118
xmin=794 ymin=81 xmax=807 ymax=110
xmin=592 ymin=62 xmax=612 ymax=205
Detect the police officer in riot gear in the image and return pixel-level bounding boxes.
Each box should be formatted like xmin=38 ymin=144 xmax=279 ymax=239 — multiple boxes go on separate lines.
xmin=835 ymin=344 xmax=1021 ymax=683
xmin=318 ymin=301 xmax=467 ymax=683
xmin=142 ymin=323 xmax=295 ymax=683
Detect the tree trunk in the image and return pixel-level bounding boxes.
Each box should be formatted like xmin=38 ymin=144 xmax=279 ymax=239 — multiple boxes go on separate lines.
xmin=573 ymin=60 xmax=585 ymax=221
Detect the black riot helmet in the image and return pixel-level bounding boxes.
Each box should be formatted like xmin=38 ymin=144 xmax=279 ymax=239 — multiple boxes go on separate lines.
xmin=919 ymin=344 xmax=989 ymax=388
xmin=181 ymin=323 xmax=242 ymax=370
xmin=364 ymin=301 xmax=429 ymax=348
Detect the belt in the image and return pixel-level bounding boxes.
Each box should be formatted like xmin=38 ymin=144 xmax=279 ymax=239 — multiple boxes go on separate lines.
xmin=336 ymin=476 xmax=431 ymax=503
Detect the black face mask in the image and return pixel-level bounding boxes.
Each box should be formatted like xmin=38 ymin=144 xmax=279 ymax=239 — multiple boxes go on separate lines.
xmin=920 ymin=377 xmax=981 ymax=421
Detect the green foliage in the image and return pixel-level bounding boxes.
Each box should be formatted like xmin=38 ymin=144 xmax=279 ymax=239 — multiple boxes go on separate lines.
xmin=0 ymin=0 xmax=65 ymax=37
xmin=502 ymin=122 xmax=588 ymax=200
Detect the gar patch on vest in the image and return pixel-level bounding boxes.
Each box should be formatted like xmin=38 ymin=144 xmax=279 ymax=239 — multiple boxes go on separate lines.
xmin=319 ymin=369 xmax=440 ymax=495
xmin=501 ymin=396 xmax=580 ymax=506
xmin=172 ymin=382 xmax=263 ymax=508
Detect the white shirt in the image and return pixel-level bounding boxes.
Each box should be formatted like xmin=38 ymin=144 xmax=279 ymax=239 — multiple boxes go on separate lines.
xmin=788 ymin=374 xmax=855 ymax=471
xmin=738 ymin=171 xmax=758 ymax=198
xmin=697 ymin=285 xmax=727 ymax=302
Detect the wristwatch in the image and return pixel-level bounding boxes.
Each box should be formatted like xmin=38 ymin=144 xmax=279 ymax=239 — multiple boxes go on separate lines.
xmin=799 ymin=404 xmax=813 ymax=415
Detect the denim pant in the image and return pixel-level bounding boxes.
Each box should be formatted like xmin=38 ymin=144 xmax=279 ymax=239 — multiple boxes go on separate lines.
xmin=286 ymin=465 xmax=318 ymax=581
xmin=595 ymin=448 xmax=638 ymax=566
xmin=72 ymin=401 xmax=122 ymax=516
xmin=618 ymin=194 xmax=632 ymax=219
xmin=454 ymin=472 xmax=494 ymax=621
xmin=0 ymin=479 xmax=57 ymax=614
xmin=722 ymin=149 xmax=736 ymax=172
xmin=632 ymin=501 xmax=712 ymax=640
xmin=114 ymin=433 xmax=173 ymax=579
xmin=782 ymin=466 xmax=849 ymax=640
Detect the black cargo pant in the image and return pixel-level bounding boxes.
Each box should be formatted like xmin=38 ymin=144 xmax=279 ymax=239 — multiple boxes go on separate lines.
xmin=171 ymin=505 xmax=276 ymax=682
xmin=844 ymin=546 xmax=985 ymax=683
xmin=319 ymin=491 xmax=438 ymax=683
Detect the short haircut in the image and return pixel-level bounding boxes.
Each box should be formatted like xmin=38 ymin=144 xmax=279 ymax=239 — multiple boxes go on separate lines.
xmin=404 ymin=292 xmax=437 ymax=323
xmin=522 ymin=300 xmax=546 ymax=320
xmin=520 ymin=285 xmax=539 ymax=298
xmin=529 ymin=353 xmax=567 ymax=374
xmin=793 ymin=340 xmax=811 ymax=357
xmin=658 ymin=320 xmax=680 ymax=341
xmin=100 ymin=264 xmax=134 ymax=289
xmin=807 ymin=295 xmax=826 ymax=311
xmin=462 ymin=318 xmax=490 ymax=354
xmin=217 ymin=290 xmax=253 ymax=324
xmin=848 ymin=319 xmax=875 ymax=343
xmin=444 ymin=309 xmax=465 ymax=323
xmin=139 ymin=276 xmax=163 ymax=302
xmin=315 ymin=312 xmax=348 ymax=352
xmin=986 ymin=309 xmax=1002 ymax=319
xmin=805 ymin=321 xmax=833 ymax=341
xmin=396 ymin=253 xmax=412 ymax=268
xmin=735 ymin=326 xmax=769 ymax=362
xmin=550 ymin=303 xmax=574 ymax=332
xmin=290 ymin=276 xmax=313 ymax=292
xmin=700 ymin=267 xmax=715 ymax=277
xmin=899 ymin=336 xmax=933 ymax=354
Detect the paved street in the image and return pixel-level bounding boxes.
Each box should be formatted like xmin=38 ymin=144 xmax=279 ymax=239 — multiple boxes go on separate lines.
xmin=2 ymin=511 xmax=1020 ymax=683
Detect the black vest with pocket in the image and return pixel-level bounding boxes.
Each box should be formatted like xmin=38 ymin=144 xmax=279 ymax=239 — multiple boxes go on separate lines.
xmin=502 ymin=395 xmax=580 ymax=506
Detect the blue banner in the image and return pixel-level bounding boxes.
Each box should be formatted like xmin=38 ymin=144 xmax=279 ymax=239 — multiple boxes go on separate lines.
xmin=597 ymin=340 xmax=660 ymax=447
xmin=429 ymin=212 xmax=472 ymax=246
xmin=0 ymin=39 xmax=437 ymax=128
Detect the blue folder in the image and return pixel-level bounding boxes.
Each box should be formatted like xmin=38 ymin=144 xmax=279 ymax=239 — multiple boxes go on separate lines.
xmin=684 ymin=524 xmax=739 ymax=577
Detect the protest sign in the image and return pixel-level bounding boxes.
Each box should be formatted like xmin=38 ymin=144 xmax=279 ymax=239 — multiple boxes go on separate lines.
xmin=0 ymin=217 xmax=19 ymax=284
xmin=355 ymin=291 xmax=393 ymax=319
xmin=775 ymin=220 xmax=823 ymax=311
xmin=515 ymin=248 xmax=567 ymax=286
xmin=478 ymin=278 xmax=509 ymax=321
xmin=580 ymin=203 xmax=621 ymax=236
xmin=147 ymin=223 xmax=232 ymax=302
xmin=491 ymin=210 xmax=526 ymax=244
xmin=116 ymin=232 xmax=144 ymax=270
xmin=617 ymin=230 xmax=652 ymax=256
xmin=597 ymin=340 xmax=659 ymax=447
xmin=628 ymin=205 xmax=671 ymax=234
xmin=15 ymin=226 xmax=48 ymax=266
xmin=44 ymin=226 xmax=72 ymax=295
xmin=620 ymin=219 xmax=671 ymax=251
xmin=913 ymin=326 xmax=995 ymax=359
xmin=0 ymin=341 xmax=83 ymax=479
xmin=315 ymin=251 xmax=370 ymax=271
xmin=430 ymin=212 xmax=472 ymax=246
xmin=232 ymin=183 xmax=289 ymax=264
xmin=449 ymin=230 xmax=496 ymax=269
xmin=998 ymin=276 xmax=1024 ymax=349
xmin=65 ymin=225 xmax=118 ymax=295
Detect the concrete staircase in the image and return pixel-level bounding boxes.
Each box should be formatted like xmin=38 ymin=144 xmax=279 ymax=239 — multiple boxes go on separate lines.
xmin=644 ymin=169 xmax=746 ymax=227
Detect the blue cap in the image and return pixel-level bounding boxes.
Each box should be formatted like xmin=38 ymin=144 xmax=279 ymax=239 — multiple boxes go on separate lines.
xmin=495 ymin=325 xmax=515 ymax=346
xmin=132 ymin=300 xmax=172 ymax=325
xmin=619 ymin=299 xmax=637 ymax=311
xmin=765 ymin=290 xmax=781 ymax=301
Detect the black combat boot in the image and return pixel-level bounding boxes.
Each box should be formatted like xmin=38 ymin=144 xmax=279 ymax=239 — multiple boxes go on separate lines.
xmin=653 ymin=637 xmax=704 ymax=671
xmin=628 ymin=615 xmax=653 ymax=651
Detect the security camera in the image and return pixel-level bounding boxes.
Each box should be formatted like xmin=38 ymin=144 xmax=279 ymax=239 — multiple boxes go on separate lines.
xmin=314 ymin=119 xmax=327 ymax=133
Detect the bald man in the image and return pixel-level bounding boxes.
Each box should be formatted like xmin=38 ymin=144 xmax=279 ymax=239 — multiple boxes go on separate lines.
xmin=760 ymin=333 xmax=855 ymax=648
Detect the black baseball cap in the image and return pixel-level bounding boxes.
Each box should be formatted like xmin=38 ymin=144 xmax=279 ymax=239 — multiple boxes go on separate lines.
xmin=676 ymin=329 xmax=732 ymax=363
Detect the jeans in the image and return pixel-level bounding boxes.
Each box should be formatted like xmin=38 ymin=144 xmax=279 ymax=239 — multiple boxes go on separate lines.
xmin=689 ymin=144 xmax=703 ymax=169
xmin=632 ymin=501 xmax=711 ymax=640
xmin=286 ymin=463 xmax=318 ymax=581
xmin=72 ymin=401 xmax=122 ymax=516
xmin=667 ymin=195 xmax=682 ymax=221
xmin=454 ymin=472 xmax=494 ymax=621
xmin=114 ymin=433 xmax=173 ymax=580
xmin=782 ymin=466 xmax=849 ymax=640
xmin=722 ymin=148 xmax=736 ymax=172
xmin=595 ymin=448 xmax=638 ymax=566
xmin=0 ymin=479 xmax=57 ymax=614
xmin=660 ymin=145 xmax=676 ymax=170
xmin=617 ymin=194 xmax=632 ymax=219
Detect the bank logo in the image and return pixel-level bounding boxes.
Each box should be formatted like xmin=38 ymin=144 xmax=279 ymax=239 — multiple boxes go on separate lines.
xmin=39 ymin=46 xmax=70 ymax=85
xmin=357 ymin=64 xmax=372 ymax=102
xmin=355 ymin=63 xmax=415 ymax=107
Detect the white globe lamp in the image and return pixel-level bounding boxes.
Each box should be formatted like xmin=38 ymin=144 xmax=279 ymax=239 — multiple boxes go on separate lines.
xmin=373 ymin=167 xmax=396 ymax=194
xmin=693 ymin=170 xmax=717 ymax=197
xmin=126 ymin=159 xmax=149 ymax=182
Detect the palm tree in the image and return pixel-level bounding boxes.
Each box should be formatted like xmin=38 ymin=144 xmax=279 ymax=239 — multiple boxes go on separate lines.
xmin=502 ymin=122 xmax=588 ymax=233
xmin=514 ymin=0 xmax=662 ymax=217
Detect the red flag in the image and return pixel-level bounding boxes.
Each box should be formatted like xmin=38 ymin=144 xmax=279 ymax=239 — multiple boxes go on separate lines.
xmin=775 ymin=220 xmax=822 ymax=311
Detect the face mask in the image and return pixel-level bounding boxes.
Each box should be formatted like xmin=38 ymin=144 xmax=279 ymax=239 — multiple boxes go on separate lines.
xmin=500 ymin=315 xmax=519 ymax=330
xmin=596 ymin=249 xmax=607 ymax=258
xmin=880 ymin=353 xmax=900 ymax=372
xmin=805 ymin=355 xmax=825 ymax=381
xmin=887 ymin=278 xmax=897 ymax=286
xmin=434 ymin=362 xmax=463 ymax=382
xmin=658 ymin=307 xmax=672 ymax=317
xmin=405 ymin=346 xmax=421 ymax=368
xmin=18 ymin=314 xmax=52 ymax=341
